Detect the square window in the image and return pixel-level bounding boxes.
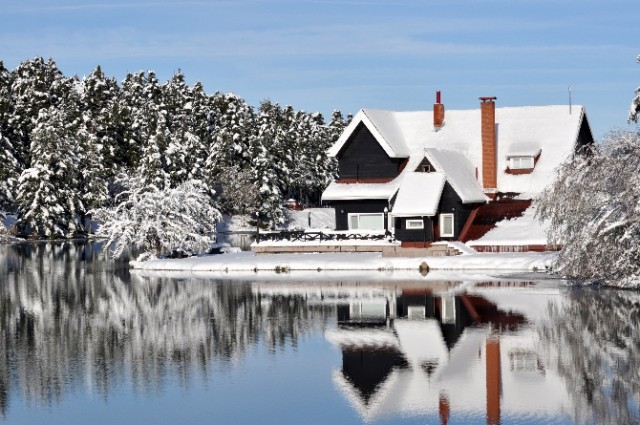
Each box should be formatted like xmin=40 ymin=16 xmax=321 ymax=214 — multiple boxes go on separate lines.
xmin=406 ymin=219 xmax=424 ymax=229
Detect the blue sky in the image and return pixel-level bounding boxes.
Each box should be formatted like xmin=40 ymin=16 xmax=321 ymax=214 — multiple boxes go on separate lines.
xmin=1 ymin=0 xmax=637 ymax=138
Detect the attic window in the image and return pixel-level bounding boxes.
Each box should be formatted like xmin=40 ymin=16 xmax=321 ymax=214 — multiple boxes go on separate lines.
xmin=505 ymin=148 xmax=541 ymax=175
xmin=509 ymin=156 xmax=534 ymax=170
xmin=421 ymin=164 xmax=432 ymax=173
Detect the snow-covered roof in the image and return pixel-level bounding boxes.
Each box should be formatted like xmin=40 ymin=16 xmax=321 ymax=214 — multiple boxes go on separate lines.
xmin=505 ymin=143 xmax=542 ymax=157
xmin=328 ymin=109 xmax=413 ymax=158
xmin=391 ymin=172 xmax=446 ymax=217
xmin=425 ymin=149 xmax=489 ymax=204
xmin=328 ymin=104 xmax=589 ymax=197
xmin=321 ymin=179 xmax=401 ymax=201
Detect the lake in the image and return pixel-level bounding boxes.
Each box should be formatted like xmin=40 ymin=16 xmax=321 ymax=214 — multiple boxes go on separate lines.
xmin=0 ymin=241 xmax=639 ymax=424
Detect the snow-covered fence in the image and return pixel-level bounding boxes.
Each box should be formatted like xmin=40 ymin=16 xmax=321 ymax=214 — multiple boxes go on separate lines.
xmin=256 ymin=230 xmax=387 ymax=244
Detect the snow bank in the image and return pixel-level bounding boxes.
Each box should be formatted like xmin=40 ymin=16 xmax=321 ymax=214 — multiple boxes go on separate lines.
xmin=131 ymin=251 xmax=557 ymax=275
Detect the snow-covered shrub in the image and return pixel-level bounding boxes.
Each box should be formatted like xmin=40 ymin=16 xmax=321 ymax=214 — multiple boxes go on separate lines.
xmin=537 ymin=130 xmax=640 ymax=285
xmin=93 ymin=174 xmax=221 ymax=258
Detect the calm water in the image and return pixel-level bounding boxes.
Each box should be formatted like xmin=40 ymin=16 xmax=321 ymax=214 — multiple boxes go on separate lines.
xmin=0 ymin=242 xmax=639 ymax=425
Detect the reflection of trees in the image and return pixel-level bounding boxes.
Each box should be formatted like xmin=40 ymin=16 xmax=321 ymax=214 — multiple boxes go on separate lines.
xmin=0 ymin=242 xmax=333 ymax=417
xmin=541 ymin=289 xmax=640 ymax=425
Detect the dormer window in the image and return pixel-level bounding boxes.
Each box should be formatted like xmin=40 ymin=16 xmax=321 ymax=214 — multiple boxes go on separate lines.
xmin=508 ymin=156 xmax=534 ymax=170
xmin=505 ymin=147 xmax=541 ymax=175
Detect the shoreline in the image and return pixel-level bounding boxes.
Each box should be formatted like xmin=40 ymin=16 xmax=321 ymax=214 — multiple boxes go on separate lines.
xmin=130 ymin=251 xmax=557 ymax=275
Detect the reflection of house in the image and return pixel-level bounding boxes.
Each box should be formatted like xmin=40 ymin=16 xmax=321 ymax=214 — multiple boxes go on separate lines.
xmin=325 ymin=288 xmax=573 ymax=424
xmin=321 ymin=94 xmax=594 ymax=247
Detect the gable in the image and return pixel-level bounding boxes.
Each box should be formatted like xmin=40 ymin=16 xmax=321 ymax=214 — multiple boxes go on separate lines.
xmin=337 ymin=122 xmax=404 ymax=181
xmin=328 ymin=109 xmax=411 ymax=158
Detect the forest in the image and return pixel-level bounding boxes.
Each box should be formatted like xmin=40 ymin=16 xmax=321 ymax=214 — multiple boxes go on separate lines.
xmin=0 ymin=57 xmax=349 ymax=239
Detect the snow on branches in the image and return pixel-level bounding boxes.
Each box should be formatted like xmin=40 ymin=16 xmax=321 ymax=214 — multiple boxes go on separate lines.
xmin=629 ymin=55 xmax=640 ymax=123
xmin=93 ymin=174 xmax=221 ymax=258
xmin=536 ymin=130 xmax=640 ymax=286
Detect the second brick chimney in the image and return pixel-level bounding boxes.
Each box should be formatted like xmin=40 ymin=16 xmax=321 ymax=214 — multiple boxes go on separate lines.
xmin=434 ymin=91 xmax=445 ymax=129
xmin=480 ymin=96 xmax=497 ymax=192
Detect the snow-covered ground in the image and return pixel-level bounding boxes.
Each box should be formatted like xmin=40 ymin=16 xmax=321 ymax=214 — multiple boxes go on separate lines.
xmin=131 ymin=250 xmax=556 ymax=275
xmin=134 ymin=206 xmax=559 ymax=277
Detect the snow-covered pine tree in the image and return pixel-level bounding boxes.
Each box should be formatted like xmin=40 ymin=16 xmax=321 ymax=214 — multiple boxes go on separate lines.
xmin=81 ymin=65 xmax=122 ymax=174
xmin=0 ymin=61 xmax=19 ymax=210
xmin=328 ymin=109 xmax=349 ymax=143
xmin=138 ymin=113 xmax=171 ymax=191
xmin=288 ymin=110 xmax=335 ymax=205
xmin=251 ymin=108 xmax=284 ymax=226
xmin=93 ymin=173 xmax=221 ymax=258
xmin=16 ymin=106 xmax=80 ymax=237
xmin=205 ymin=93 xmax=254 ymax=179
xmin=121 ymin=70 xmax=156 ymax=169
xmin=9 ymin=57 xmax=65 ymax=169
xmin=161 ymin=70 xmax=199 ymax=186
xmin=75 ymin=129 xmax=109 ymax=233
xmin=183 ymin=81 xmax=215 ymax=182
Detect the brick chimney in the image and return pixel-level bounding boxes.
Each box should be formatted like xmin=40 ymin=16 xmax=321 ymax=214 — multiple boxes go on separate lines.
xmin=480 ymin=96 xmax=497 ymax=192
xmin=434 ymin=91 xmax=445 ymax=129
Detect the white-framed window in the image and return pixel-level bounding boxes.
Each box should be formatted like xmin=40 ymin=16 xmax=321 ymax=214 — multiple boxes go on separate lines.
xmin=406 ymin=219 xmax=424 ymax=229
xmin=439 ymin=213 xmax=454 ymax=237
xmin=348 ymin=213 xmax=384 ymax=230
xmin=508 ymin=156 xmax=535 ymax=170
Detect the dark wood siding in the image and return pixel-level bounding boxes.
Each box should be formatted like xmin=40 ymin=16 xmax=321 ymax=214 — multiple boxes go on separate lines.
xmin=394 ymin=217 xmax=434 ymax=242
xmin=337 ymin=123 xmax=404 ymax=180
xmin=436 ymin=182 xmax=479 ymax=241
xmin=330 ymin=200 xmax=389 ymax=231
xmin=575 ymin=116 xmax=595 ymax=153
xmin=414 ymin=157 xmax=436 ymax=173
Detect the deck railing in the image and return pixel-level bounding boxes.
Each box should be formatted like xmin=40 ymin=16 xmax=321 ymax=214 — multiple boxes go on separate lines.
xmin=255 ymin=230 xmax=388 ymax=243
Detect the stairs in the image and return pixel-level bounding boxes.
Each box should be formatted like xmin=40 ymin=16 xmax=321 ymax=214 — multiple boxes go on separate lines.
xmin=459 ymin=199 xmax=532 ymax=243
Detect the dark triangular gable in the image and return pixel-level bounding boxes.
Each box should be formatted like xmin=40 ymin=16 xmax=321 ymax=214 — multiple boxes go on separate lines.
xmin=414 ymin=157 xmax=436 ymax=173
xmin=337 ymin=122 xmax=406 ymax=181
xmin=575 ymin=113 xmax=595 ymax=154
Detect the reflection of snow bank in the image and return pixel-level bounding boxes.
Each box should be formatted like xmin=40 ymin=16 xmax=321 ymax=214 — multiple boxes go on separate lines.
xmin=131 ymin=251 xmax=557 ymax=274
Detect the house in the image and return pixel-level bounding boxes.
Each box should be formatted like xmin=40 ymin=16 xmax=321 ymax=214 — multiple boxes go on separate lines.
xmin=321 ymin=94 xmax=594 ymax=246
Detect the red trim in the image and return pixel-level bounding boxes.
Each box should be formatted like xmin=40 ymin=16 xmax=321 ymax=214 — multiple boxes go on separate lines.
xmin=471 ymin=244 xmax=560 ymax=253
xmin=401 ymin=241 xmax=432 ymax=248
xmin=457 ymin=206 xmax=481 ymax=243
xmin=398 ymin=158 xmax=409 ymax=173
xmin=505 ymin=167 xmax=534 ymax=175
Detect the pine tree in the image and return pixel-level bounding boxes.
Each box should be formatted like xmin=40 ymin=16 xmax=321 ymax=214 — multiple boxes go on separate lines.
xmin=16 ymin=106 xmax=80 ymax=237
xmin=251 ymin=109 xmax=284 ymax=226
xmin=9 ymin=57 xmax=65 ymax=168
xmin=80 ymin=65 xmax=122 ymax=174
xmin=187 ymin=81 xmax=215 ymax=182
xmin=0 ymin=61 xmax=19 ymax=210
xmin=205 ymin=93 xmax=254 ymax=178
